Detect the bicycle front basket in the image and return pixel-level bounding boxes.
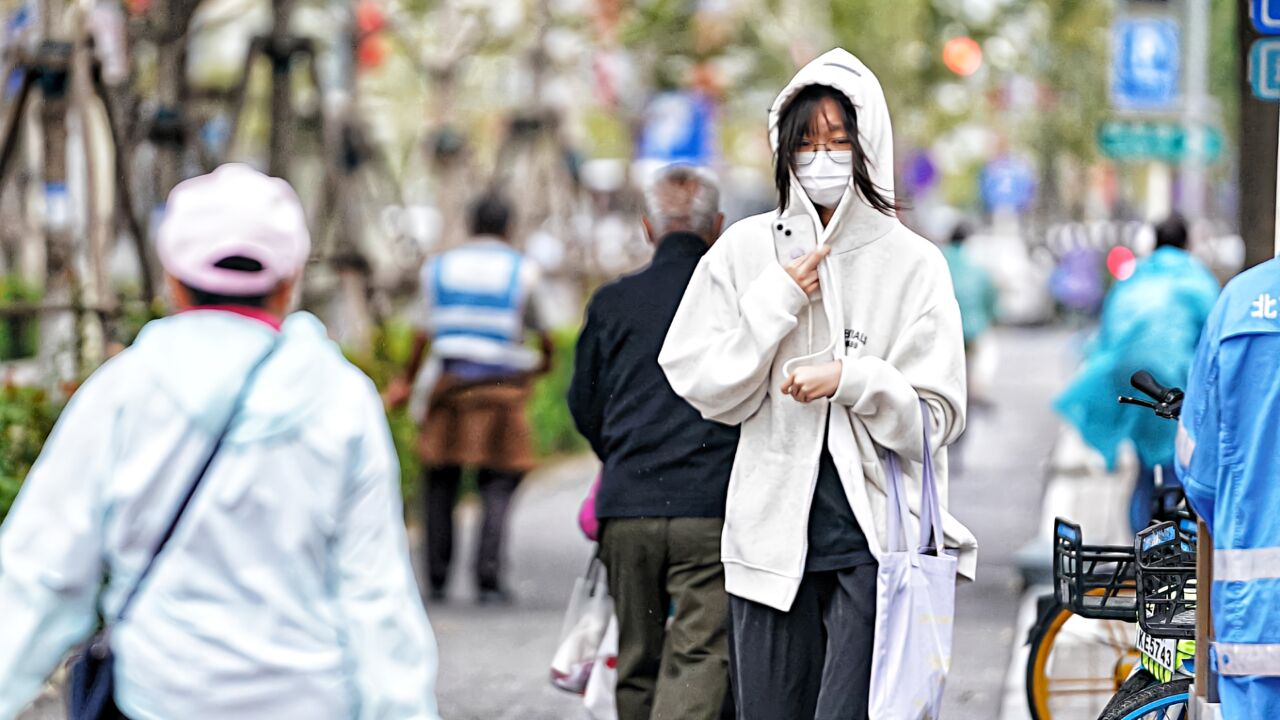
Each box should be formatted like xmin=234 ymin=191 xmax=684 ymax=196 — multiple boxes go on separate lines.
xmin=1135 ymin=520 xmax=1197 ymax=640
xmin=1053 ymin=517 xmax=1138 ymax=621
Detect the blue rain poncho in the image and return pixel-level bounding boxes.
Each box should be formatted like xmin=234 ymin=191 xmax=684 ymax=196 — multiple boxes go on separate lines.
xmin=942 ymin=243 xmax=999 ymax=344
xmin=1054 ymin=247 xmax=1219 ymax=468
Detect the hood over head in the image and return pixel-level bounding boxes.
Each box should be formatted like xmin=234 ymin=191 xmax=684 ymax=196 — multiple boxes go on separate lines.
xmin=768 ymin=48 xmax=897 ymax=240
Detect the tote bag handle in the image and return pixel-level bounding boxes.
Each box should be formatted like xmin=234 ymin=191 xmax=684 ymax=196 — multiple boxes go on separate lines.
xmin=884 ymin=400 xmax=947 ymax=559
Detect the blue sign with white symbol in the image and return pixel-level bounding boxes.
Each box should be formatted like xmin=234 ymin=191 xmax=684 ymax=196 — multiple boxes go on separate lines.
xmin=1251 ymin=39 xmax=1280 ymax=102
xmin=1112 ymin=19 xmax=1181 ymax=111
xmin=980 ymin=156 xmax=1036 ymax=213
xmin=1253 ymin=0 xmax=1280 ymax=35
xmin=637 ymin=92 xmax=715 ymax=166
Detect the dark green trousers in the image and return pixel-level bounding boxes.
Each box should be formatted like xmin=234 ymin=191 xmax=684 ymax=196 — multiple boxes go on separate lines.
xmin=598 ymin=517 xmax=730 ymax=720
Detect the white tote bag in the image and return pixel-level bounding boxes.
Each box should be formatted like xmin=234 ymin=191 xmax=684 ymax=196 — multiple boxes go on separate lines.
xmin=869 ymin=401 xmax=958 ymax=720
xmin=582 ymin=613 xmax=619 ymax=720
xmin=550 ymin=557 xmax=614 ymax=694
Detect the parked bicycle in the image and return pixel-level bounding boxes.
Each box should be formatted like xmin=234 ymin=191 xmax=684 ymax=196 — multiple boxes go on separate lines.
xmin=1026 ymin=372 xmax=1201 ymax=720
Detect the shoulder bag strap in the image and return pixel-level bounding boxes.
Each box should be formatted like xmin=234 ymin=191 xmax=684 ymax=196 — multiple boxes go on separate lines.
xmin=112 ymin=336 xmax=282 ymax=624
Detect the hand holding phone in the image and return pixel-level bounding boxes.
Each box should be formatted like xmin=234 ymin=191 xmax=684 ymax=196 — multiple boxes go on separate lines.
xmin=785 ymin=246 xmax=830 ymax=296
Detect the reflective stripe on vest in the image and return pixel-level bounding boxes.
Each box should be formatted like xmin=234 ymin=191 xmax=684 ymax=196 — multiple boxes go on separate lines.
xmin=1216 ymin=642 xmax=1280 ymax=676
xmin=431 ymin=248 xmax=524 ymax=344
xmin=1214 ymin=547 xmax=1280 ymax=583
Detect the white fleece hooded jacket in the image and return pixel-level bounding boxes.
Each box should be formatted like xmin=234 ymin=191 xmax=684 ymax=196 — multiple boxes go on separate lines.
xmin=659 ymin=49 xmax=978 ymax=612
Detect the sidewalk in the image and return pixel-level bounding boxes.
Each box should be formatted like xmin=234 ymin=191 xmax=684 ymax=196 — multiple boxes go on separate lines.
xmin=943 ymin=326 xmax=1076 ymax=719
xmin=425 ymin=454 xmax=599 ymax=720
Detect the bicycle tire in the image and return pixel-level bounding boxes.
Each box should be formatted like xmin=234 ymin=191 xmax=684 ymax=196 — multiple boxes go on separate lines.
xmin=1026 ymin=599 xmax=1136 ymax=720
xmin=1026 ymin=600 xmax=1070 ymax=720
xmin=1097 ymin=670 xmax=1160 ymax=718
xmin=1096 ymin=677 xmax=1191 ymax=720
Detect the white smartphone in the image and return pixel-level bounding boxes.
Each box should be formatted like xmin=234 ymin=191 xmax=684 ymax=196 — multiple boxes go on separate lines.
xmin=771 ymin=215 xmax=818 ymax=265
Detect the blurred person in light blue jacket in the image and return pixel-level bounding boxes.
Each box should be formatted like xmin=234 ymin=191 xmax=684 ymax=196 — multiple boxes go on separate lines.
xmin=1055 ymin=214 xmax=1219 ymax=532
xmin=941 ymin=222 xmax=998 ymax=353
xmin=0 ymin=164 xmax=441 ymax=720
xmin=942 ymin=222 xmax=998 ymax=411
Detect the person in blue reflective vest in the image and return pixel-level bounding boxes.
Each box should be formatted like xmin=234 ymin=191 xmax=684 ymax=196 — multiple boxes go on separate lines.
xmin=1055 ymin=215 xmax=1219 ymax=531
xmin=1177 ymin=255 xmax=1280 ymax=717
xmin=387 ymin=191 xmax=554 ymax=605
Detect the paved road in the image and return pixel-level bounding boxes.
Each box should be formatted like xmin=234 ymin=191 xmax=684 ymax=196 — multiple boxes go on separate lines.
xmin=428 ymin=326 xmax=1079 ymax=720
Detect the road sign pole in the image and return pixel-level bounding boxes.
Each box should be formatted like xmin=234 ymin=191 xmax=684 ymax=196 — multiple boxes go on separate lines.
xmin=1274 ymin=116 xmax=1280 ymax=257
xmin=1244 ymin=0 xmax=1280 ymax=269
xmin=1181 ymin=0 xmax=1210 ymax=219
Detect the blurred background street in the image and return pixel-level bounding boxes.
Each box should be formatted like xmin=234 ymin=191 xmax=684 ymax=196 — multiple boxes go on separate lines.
xmin=4 ymin=0 xmax=1280 ymax=717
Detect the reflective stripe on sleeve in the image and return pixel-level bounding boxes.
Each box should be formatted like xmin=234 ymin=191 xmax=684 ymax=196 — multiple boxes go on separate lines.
xmin=1215 ymin=642 xmax=1280 ymax=677
xmin=1176 ymin=420 xmax=1196 ymax=468
xmin=1214 ymin=547 xmax=1280 ymax=583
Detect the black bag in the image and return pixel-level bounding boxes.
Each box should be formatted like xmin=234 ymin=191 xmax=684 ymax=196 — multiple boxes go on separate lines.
xmin=66 ymin=340 xmax=280 ymax=720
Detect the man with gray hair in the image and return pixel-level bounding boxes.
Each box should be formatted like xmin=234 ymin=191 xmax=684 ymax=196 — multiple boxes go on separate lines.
xmin=569 ymin=165 xmax=737 ymax=720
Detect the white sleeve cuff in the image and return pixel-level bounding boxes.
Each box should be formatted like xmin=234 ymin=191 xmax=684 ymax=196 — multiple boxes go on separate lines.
xmin=741 ymin=263 xmax=809 ymax=321
xmin=831 ymin=356 xmax=869 ymax=407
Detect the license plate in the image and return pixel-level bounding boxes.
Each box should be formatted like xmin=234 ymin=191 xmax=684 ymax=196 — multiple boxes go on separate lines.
xmin=1136 ymin=627 xmax=1178 ymax=676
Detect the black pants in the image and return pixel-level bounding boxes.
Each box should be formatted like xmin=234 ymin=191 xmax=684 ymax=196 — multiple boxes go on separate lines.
xmin=728 ymin=564 xmax=878 ymax=720
xmin=424 ymin=465 xmax=522 ymax=592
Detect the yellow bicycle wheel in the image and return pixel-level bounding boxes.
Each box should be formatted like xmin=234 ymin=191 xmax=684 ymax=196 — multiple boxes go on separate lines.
xmin=1026 ymin=600 xmax=1139 ymax=720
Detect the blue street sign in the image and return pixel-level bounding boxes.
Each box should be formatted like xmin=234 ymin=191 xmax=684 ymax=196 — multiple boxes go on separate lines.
xmin=637 ymin=92 xmax=715 ymax=166
xmin=980 ymin=156 xmax=1036 ymax=213
xmin=1252 ymin=0 xmax=1280 ymax=35
xmin=1251 ymin=39 xmax=1280 ymax=102
xmin=1111 ymin=19 xmax=1181 ymax=111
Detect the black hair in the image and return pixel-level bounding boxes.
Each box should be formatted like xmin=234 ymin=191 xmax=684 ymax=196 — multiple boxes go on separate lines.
xmin=774 ymin=84 xmax=896 ymax=216
xmin=1155 ymin=214 xmax=1188 ymax=250
xmin=182 ymin=256 xmax=270 ymax=308
xmin=950 ymin=222 xmax=972 ymax=246
xmin=469 ymin=191 xmax=514 ymax=238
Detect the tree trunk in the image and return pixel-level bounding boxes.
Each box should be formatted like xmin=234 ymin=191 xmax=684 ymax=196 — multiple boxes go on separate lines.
xmin=38 ymin=42 xmax=81 ymax=384
xmin=268 ymin=0 xmax=296 ymax=179
xmin=154 ymin=0 xmax=185 ymax=204
xmin=1239 ymin=0 xmax=1280 ymax=267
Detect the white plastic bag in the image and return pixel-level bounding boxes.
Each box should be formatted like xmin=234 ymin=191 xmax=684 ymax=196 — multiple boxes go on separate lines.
xmin=583 ymin=613 xmax=619 ymax=720
xmin=550 ymin=557 xmax=613 ymax=694
xmin=869 ymin=402 xmax=958 ymax=720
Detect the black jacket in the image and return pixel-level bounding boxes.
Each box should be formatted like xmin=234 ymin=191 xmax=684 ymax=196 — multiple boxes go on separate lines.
xmin=568 ymin=232 xmax=739 ymax=519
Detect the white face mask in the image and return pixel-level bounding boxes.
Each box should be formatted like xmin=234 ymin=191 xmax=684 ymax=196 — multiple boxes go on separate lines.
xmin=794 ymin=151 xmax=853 ymax=209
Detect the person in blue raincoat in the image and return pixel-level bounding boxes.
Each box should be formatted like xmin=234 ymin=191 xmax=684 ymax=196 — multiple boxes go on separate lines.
xmin=942 ymin=223 xmax=998 ymax=412
xmin=1054 ymin=215 xmax=1219 ymax=531
xmin=942 ymin=223 xmax=999 ymax=352
xmin=1177 ymin=255 xmax=1280 ymax=717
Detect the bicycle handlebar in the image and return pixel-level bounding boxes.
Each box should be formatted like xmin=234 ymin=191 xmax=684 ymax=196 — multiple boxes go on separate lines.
xmin=1131 ymin=370 xmax=1172 ymax=402
xmin=1122 ymin=370 xmax=1184 ymax=420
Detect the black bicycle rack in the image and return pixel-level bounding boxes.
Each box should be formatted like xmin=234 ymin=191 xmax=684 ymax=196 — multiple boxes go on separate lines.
xmin=1053 ymin=517 xmax=1138 ymax=620
xmin=1135 ymin=519 xmax=1198 ymax=640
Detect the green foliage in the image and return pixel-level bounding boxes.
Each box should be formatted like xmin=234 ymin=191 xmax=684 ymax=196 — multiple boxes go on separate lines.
xmin=346 ymin=321 xmax=423 ymax=502
xmin=528 ymin=327 xmax=588 ymax=458
xmin=0 ymin=385 xmax=62 ymax=523
xmin=0 ymin=276 xmax=40 ymax=361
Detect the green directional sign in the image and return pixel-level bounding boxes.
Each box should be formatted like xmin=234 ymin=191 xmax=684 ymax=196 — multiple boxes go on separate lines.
xmin=1097 ymin=121 xmax=1224 ymax=163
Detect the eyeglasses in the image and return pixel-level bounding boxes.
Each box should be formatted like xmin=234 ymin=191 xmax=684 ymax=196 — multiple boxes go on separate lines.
xmin=794 ymin=141 xmax=854 ymax=166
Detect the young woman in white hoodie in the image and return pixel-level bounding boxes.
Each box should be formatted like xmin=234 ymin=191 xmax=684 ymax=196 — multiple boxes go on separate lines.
xmin=659 ymin=49 xmax=978 ymax=718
